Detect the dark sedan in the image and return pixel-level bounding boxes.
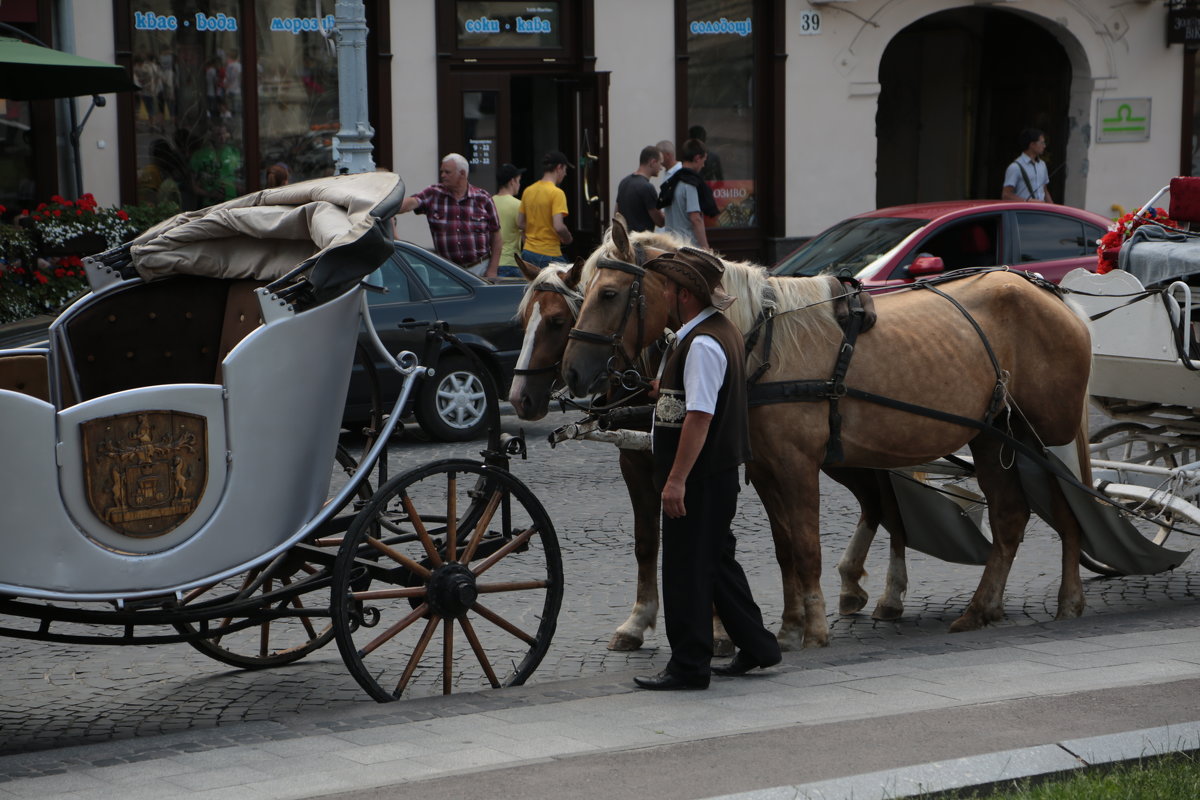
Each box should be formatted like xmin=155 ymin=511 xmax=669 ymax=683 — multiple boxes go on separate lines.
xmin=773 ymin=200 xmax=1110 ymax=289
xmin=346 ymin=241 xmax=526 ymax=441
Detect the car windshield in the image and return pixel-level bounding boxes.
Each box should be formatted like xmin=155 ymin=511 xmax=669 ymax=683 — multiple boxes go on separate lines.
xmin=773 ymin=216 xmax=928 ymax=277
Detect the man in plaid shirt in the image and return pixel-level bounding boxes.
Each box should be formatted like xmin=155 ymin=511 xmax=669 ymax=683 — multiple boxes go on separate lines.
xmin=399 ymin=153 xmax=502 ymax=277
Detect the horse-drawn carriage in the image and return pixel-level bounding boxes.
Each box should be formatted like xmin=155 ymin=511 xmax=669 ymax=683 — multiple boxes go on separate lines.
xmin=0 ymin=173 xmax=561 ymax=702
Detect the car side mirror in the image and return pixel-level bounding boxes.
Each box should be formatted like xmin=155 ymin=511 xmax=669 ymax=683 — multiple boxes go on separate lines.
xmin=908 ymin=254 xmax=945 ymax=277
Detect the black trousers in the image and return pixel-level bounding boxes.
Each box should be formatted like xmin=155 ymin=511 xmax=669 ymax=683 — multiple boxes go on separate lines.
xmin=662 ymin=468 xmax=780 ymax=679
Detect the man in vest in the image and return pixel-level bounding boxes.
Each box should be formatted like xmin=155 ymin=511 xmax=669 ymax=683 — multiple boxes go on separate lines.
xmin=635 ymin=247 xmax=781 ymax=690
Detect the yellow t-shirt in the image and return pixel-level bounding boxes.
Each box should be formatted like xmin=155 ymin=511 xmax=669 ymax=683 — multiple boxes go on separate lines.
xmin=494 ymin=193 xmax=522 ymax=266
xmin=519 ymin=179 xmax=569 ymax=256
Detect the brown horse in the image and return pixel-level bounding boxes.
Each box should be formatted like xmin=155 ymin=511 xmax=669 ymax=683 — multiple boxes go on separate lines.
xmin=510 ymin=231 xmax=920 ymax=650
xmin=561 ymin=236 xmax=1093 ymax=648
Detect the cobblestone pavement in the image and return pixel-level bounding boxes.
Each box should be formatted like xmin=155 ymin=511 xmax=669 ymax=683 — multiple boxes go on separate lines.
xmin=2 ymin=408 xmax=1198 ymax=757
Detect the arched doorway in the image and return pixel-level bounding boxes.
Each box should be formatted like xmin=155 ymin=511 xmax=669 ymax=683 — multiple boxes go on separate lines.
xmin=876 ymin=8 xmax=1072 ymax=208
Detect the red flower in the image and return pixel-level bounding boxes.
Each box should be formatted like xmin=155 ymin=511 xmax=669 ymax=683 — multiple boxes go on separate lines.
xmin=116 ymin=209 xmax=129 ymax=221
xmin=0 ymin=204 xmax=6 ymax=215
xmin=53 ymin=267 xmax=66 ymax=278
xmin=63 ymin=255 xmax=83 ymax=267
xmin=52 ymin=209 xmax=61 ymax=217
xmin=76 ymin=209 xmax=83 ymax=216
xmin=34 ymin=272 xmax=48 ymax=284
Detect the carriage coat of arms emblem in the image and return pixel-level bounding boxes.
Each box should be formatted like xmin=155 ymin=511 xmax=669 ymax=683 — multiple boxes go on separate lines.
xmin=80 ymin=411 xmax=208 ymax=537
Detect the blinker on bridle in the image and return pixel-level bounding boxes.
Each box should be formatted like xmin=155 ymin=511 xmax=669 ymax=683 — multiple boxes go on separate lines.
xmin=566 ymin=257 xmax=653 ymax=391
xmin=512 ymin=281 xmax=584 ymax=379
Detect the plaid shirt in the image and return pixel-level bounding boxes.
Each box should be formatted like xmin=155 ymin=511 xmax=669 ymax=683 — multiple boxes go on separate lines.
xmin=411 ymin=183 xmax=500 ymax=267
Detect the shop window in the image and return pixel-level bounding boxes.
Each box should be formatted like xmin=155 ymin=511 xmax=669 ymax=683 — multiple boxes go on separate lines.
xmin=131 ymin=1 xmax=245 ymax=210
xmin=256 ymin=0 xmax=340 ymax=186
xmin=685 ymin=0 xmax=755 ymax=229
xmin=0 ymin=98 xmax=35 ymax=216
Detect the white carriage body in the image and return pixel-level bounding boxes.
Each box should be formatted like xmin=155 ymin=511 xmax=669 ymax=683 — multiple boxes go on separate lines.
xmin=1061 ymin=267 xmax=1200 ymax=409
xmin=0 ymin=173 xmax=404 ymax=601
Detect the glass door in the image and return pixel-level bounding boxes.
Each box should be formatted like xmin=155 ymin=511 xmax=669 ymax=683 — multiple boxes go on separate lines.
xmin=442 ymin=73 xmax=509 ymax=193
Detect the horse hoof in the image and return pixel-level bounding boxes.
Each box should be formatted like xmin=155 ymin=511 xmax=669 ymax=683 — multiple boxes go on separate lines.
xmin=776 ymin=628 xmax=804 ymax=652
xmin=839 ymin=592 xmax=868 ymax=616
xmin=871 ymin=603 xmax=903 ymax=622
xmin=608 ymin=632 xmax=644 ymax=651
xmin=949 ymin=614 xmax=981 ymax=633
xmin=801 ymin=635 xmax=830 ymax=649
xmin=713 ymin=637 xmax=736 ymax=657
xmin=1055 ymin=602 xmax=1085 ymax=620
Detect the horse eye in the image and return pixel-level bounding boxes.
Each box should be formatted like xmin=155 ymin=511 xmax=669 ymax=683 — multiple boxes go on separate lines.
xmin=546 ymin=316 xmax=566 ymax=329
xmin=601 ymin=288 xmax=618 ymax=300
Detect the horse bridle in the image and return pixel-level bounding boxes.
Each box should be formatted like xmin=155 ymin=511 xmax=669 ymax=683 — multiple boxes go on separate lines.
xmin=565 ymin=257 xmax=654 ymax=391
xmin=511 ymin=282 xmax=584 ymax=380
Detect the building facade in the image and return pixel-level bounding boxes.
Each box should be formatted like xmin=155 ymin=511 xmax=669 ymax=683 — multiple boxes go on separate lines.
xmin=3 ymin=0 xmax=1196 ymax=263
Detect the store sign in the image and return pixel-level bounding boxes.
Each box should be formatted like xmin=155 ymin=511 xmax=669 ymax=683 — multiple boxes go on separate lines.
xmin=1168 ymin=5 xmax=1200 ymax=45
xmin=134 ymin=11 xmax=238 ymax=32
xmin=689 ymin=17 xmax=753 ymax=37
xmin=457 ymin=2 xmax=561 ymax=49
xmin=469 ymin=138 xmax=494 ymax=167
xmin=1096 ymin=98 xmax=1151 ymax=143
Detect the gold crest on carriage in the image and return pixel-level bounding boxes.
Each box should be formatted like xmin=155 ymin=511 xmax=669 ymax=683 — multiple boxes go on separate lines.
xmin=80 ymin=411 xmax=208 ymax=537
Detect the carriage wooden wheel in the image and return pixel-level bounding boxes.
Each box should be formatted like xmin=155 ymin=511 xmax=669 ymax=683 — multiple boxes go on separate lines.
xmin=331 ymin=459 xmax=562 ymax=702
xmin=170 ymin=443 xmax=374 ymax=668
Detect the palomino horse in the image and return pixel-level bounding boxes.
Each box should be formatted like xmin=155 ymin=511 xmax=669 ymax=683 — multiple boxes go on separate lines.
xmin=561 ymin=241 xmax=1093 ymax=648
xmin=510 ymin=229 xmax=922 ymax=650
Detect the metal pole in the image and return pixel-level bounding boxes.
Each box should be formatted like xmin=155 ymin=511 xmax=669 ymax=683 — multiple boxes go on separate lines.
xmin=330 ymin=0 xmax=375 ymax=175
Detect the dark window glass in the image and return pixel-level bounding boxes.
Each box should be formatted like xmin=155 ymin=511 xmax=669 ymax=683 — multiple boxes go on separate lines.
xmin=131 ymin=0 xmax=245 ymax=211
xmin=455 ymin=1 xmax=561 ymax=49
xmin=774 ymin=216 xmax=927 ymax=277
xmin=686 ymin=0 xmax=754 ymax=229
xmin=366 ymin=257 xmax=414 ymax=304
xmin=398 ymin=249 xmax=471 ymax=298
xmin=892 ymin=216 xmax=1001 ymax=276
xmin=256 ymin=0 xmax=340 ymax=185
xmin=1015 ymin=212 xmax=1091 ymax=262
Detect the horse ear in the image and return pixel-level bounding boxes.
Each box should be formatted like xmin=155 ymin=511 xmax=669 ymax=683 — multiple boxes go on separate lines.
xmin=515 ymin=252 xmax=540 ymax=281
xmin=565 ymin=257 xmax=585 ymax=288
xmin=611 ymin=214 xmax=635 ymax=263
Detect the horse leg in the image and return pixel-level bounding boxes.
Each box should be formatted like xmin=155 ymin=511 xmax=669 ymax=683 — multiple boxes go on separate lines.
xmin=1049 ymin=431 xmax=1089 ymax=620
xmin=712 ymin=613 xmax=735 ymax=656
xmin=827 ymin=468 xmax=908 ymax=620
xmin=749 ymin=459 xmax=829 ymax=649
xmin=950 ymin=434 xmax=1030 ymax=632
xmin=609 ymin=450 xmax=660 ymax=651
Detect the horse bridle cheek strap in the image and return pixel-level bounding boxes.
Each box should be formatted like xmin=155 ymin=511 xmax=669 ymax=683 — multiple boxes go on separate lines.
xmin=567 ymin=258 xmax=650 ymax=386
xmin=748 ymin=278 xmax=1008 ymax=466
xmin=513 ymin=283 xmax=584 ymax=379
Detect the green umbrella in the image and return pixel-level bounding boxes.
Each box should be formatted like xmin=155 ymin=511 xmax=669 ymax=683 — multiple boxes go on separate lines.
xmin=0 ymin=36 xmax=137 ymax=101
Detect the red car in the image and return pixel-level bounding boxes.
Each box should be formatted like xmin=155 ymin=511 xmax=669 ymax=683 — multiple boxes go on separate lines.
xmin=772 ymin=200 xmax=1110 ymax=289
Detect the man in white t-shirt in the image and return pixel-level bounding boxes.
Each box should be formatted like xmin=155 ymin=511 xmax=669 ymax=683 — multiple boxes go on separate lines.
xmin=1002 ymin=128 xmax=1053 ymax=203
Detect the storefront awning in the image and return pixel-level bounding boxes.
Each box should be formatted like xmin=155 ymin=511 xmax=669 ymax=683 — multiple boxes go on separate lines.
xmin=0 ymin=37 xmax=137 ymax=100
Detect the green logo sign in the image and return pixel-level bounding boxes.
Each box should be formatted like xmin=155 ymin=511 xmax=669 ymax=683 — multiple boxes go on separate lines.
xmin=1097 ymin=98 xmax=1151 ymax=143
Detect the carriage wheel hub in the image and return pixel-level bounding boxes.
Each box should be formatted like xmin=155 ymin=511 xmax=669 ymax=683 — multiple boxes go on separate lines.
xmin=426 ymin=562 xmax=478 ymax=618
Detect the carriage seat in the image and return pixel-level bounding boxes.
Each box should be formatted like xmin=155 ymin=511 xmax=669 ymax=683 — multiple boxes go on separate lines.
xmin=0 ymin=352 xmax=51 ymax=402
xmin=59 ymin=276 xmax=267 ymax=405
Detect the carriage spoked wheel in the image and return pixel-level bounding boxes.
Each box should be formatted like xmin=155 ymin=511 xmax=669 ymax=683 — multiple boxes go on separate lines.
xmin=172 ymin=444 xmax=373 ymax=669
xmin=331 ymin=458 xmax=562 ymax=702
xmin=1083 ymin=422 xmax=1192 ymax=577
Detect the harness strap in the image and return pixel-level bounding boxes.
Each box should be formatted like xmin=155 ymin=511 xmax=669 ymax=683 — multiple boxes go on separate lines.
xmin=911 ymin=281 xmax=1007 ymax=425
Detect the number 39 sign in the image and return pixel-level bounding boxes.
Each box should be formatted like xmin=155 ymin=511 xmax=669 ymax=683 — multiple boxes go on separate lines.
xmin=798 ymin=10 xmax=821 ymax=35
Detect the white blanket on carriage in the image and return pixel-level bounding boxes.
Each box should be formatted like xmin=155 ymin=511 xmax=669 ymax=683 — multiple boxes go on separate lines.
xmin=128 ymin=172 xmax=404 ymax=286
xmin=1118 ymin=224 xmax=1200 ymax=287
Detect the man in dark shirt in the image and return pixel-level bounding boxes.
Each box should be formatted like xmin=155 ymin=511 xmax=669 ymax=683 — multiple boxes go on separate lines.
xmin=614 ymin=145 xmax=665 ymax=233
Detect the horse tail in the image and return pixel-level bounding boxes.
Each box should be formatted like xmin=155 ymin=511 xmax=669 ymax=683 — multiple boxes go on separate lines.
xmin=1073 ymin=408 xmax=1093 ymax=488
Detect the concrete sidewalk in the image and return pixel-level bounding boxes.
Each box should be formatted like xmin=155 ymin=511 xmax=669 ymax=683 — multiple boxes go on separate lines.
xmin=4 ymin=603 xmax=1200 ymax=800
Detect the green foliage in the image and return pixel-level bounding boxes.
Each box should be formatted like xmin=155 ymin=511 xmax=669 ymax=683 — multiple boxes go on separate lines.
xmin=937 ymin=753 xmax=1200 ymax=800
xmin=0 ymin=196 xmax=179 ymax=324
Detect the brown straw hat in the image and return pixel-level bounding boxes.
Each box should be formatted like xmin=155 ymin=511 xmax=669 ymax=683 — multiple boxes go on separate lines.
xmin=645 ymin=247 xmax=736 ymax=311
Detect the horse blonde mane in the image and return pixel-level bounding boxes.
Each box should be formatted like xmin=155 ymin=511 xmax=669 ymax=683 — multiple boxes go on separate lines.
xmin=583 ymin=221 xmax=842 ymax=351
xmin=517 ymin=261 xmax=587 ymax=319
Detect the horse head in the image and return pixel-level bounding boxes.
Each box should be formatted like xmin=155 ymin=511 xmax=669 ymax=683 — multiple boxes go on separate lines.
xmin=509 ymin=255 xmax=586 ymax=419
xmin=562 ymin=225 xmax=678 ymax=397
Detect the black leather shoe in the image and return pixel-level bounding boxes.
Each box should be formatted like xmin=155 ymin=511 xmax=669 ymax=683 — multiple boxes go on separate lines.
xmin=711 ymin=650 xmax=782 ymax=677
xmin=634 ymin=669 xmax=709 ymax=690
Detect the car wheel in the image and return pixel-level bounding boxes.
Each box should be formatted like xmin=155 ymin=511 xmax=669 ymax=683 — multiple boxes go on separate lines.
xmin=415 ymin=354 xmax=495 ymax=442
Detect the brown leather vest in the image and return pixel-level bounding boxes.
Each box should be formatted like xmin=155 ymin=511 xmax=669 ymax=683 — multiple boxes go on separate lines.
xmin=652 ymin=313 xmax=751 ymax=489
